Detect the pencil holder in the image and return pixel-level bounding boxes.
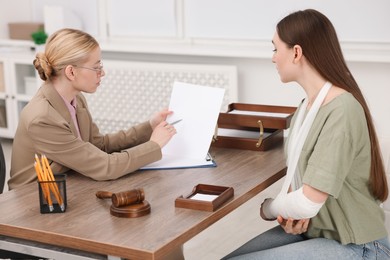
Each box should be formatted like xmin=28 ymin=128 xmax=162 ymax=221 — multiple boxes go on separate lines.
xmin=38 ymin=174 xmax=67 ymax=214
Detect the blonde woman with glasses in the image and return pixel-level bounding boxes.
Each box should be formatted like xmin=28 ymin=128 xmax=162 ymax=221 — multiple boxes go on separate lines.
xmin=9 ymin=28 xmax=176 ymax=190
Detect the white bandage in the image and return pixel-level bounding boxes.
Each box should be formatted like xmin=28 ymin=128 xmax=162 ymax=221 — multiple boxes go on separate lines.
xmin=262 ymin=187 xmax=324 ymax=220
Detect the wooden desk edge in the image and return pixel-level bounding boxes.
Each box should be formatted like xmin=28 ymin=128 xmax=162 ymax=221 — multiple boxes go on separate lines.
xmin=0 ymin=225 xmax=152 ymax=259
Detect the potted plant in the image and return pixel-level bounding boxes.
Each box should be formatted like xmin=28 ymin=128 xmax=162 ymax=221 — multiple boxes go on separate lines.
xmin=31 ymin=29 xmax=48 ymax=45
xmin=31 ymin=29 xmax=48 ymax=52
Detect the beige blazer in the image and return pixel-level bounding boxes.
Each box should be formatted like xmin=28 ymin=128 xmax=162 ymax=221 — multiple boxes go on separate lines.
xmin=9 ymin=83 xmax=161 ymax=190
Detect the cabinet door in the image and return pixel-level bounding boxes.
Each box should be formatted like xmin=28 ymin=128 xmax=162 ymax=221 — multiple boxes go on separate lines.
xmin=11 ymin=58 xmax=38 ymax=137
xmin=0 ymin=55 xmax=39 ymax=138
xmin=0 ymin=58 xmax=12 ymax=137
xmin=12 ymin=58 xmax=38 ymax=97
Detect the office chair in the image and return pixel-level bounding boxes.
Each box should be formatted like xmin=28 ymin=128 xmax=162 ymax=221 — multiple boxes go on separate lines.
xmin=0 ymin=141 xmax=5 ymax=194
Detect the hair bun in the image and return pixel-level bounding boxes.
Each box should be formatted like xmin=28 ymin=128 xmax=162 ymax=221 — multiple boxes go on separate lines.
xmin=34 ymin=53 xmax=52 ymax=81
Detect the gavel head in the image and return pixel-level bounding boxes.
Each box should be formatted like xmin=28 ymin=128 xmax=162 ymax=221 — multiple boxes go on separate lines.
xmin=111 ymin=188 xmax=145 ymax=207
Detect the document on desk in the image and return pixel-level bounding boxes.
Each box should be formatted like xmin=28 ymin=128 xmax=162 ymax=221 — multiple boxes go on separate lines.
xmin=142 ymin=81 xmax=225 ymax=169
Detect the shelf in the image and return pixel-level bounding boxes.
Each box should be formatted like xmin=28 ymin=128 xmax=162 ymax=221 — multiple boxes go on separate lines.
xmin=14 ymin=94 xmax=32 ymax=103
xmin=2 ymin=37 xmax=389 ymax=63
xmin=98 ymin=38 xmax=390 ymax=63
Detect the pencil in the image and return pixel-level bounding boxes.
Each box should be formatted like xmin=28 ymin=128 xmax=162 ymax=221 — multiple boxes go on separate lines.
xmin=35 ymin=155 xmax=52 ymax=211
xmin=34 ymin=162 xmax=50 ymax=206
xmin=34 ymin=155 xmax=53 ymax=212
xmin=42 ymin=155 xmax=65 ymax=211
xmin=39 ymin=157 xmax=55 ymax=212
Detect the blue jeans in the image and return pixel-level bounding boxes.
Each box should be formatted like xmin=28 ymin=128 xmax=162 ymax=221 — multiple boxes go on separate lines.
xmin=222 ymin=226 xmax=390 ymax=260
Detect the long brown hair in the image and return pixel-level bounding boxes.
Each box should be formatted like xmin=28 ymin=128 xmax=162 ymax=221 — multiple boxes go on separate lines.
xmin=277 ymin=9 xmax=388 ymax=202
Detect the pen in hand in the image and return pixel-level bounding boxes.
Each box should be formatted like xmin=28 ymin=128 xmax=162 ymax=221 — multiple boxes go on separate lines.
xmin=168 ymin=119 xmax=183 ymax=125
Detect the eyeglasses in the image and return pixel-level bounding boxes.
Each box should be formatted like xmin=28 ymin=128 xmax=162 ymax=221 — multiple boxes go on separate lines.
xmin=73 ymin=62 xmax=104 ymax=77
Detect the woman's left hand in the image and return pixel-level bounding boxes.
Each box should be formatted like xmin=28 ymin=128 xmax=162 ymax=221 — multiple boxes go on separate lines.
xmin=149 ymin=109 xmax=173 ymax=130
xmin=277 ymin=216 xmax=309 ymax=235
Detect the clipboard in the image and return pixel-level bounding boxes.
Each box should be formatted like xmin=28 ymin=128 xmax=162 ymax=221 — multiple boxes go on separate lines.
xmin=141 ymin=153 xmax=216 ymax=170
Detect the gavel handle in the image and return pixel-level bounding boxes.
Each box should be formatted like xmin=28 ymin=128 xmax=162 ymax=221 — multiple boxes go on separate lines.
xmin=96 ymin=191 xmax=113 ymax=199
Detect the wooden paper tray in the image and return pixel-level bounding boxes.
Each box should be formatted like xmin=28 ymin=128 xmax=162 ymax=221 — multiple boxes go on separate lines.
xmin=219 ymin=103 xmax=296 ymax=129
xmin=213 ymin=128 xmax=284 ymax=151
xmin=175 ymin=184 xmax=234 ymax=211
xmin=212 ymin=103 xmax=296 ymax=151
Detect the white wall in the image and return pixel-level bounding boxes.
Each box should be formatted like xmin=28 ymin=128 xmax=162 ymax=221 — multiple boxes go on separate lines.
xmin=349 ymin=62 xmax=390 ymax=138
xmin=0 ymin=0 xmax=98 ymax=39
xmin=0 ymin=0 xmax=34 ymax=39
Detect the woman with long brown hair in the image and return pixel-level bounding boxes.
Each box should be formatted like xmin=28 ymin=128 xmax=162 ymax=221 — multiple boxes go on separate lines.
xmin=223 ymin=9 xmax=389 ymax=259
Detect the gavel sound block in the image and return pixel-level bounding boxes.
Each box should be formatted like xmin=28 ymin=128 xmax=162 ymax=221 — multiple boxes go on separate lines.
xmin=96 ymin=188 xmax=151 ymax=218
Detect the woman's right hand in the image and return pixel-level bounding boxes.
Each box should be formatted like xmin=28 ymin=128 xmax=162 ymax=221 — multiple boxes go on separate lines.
xmin=150 ymin=121 xmax=176 ymax=148
xmin=277 ymin=216 xmax=310 ymax=235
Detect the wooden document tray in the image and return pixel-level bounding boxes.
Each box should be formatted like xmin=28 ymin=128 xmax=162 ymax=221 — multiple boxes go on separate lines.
xmin=212 ymin=103 xmax=296 ymax=151
xmin=175 ymin=184 xmax=234 ymax=211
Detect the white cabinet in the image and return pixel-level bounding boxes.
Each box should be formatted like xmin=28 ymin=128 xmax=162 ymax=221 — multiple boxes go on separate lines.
xmin=0 ymin=51 xmax=40 ymax=138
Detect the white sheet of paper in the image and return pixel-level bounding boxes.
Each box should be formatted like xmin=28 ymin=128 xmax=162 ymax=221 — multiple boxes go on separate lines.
xmin=229 ymin=109 xmax=290 ymax=118
xmin=142 ymin=81 xmax=225 ymax=169
xmin=190 ymin=193 xmax=219 ymax=201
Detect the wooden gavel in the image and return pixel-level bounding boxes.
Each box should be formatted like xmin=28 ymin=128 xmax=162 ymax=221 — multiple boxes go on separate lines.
xmin=96 ymin=188 xmax=145 ymax=207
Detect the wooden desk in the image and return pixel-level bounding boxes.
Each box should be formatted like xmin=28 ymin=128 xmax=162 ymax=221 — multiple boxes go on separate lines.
xmin=0 ymin=147 xmax=286 ymax=259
